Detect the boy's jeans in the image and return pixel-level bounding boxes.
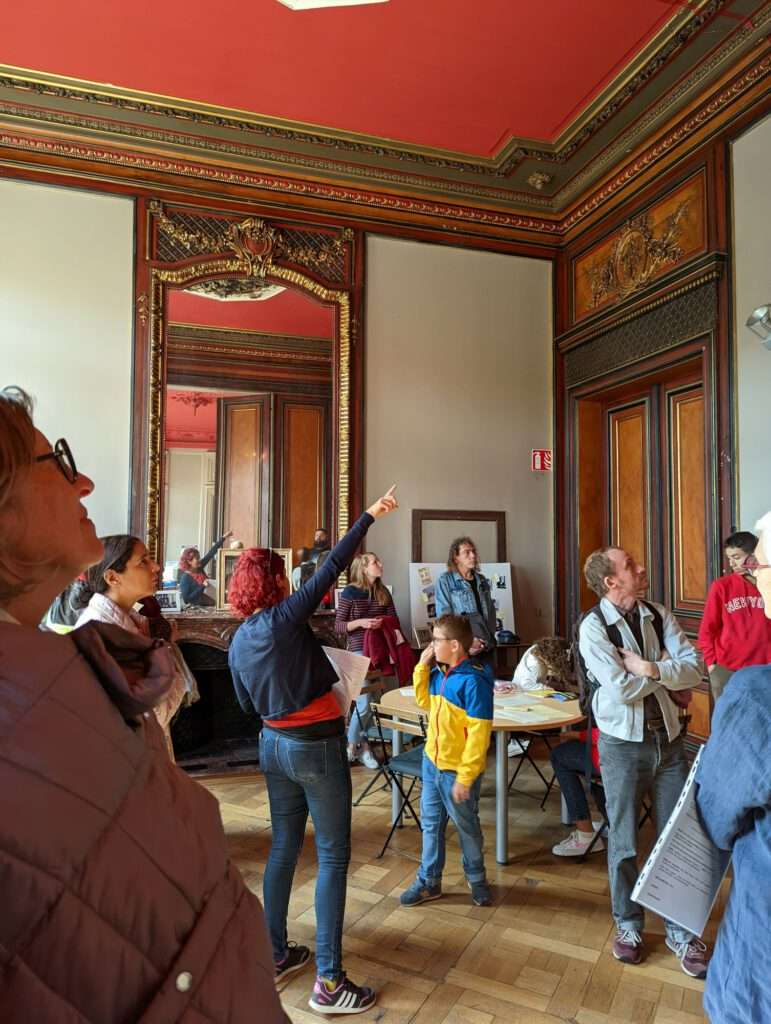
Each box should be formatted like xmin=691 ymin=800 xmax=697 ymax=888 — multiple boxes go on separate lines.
xmin=417 ymin=753 xmax=486 ymax=887
xmin=598 ymin=730 xmax=694 ymax=945
xmin=259 ymin=728 xmax=352 ymax=979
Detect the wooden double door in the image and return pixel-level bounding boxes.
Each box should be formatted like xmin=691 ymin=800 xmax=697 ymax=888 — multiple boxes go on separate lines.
xmin=573 ymin=357 xmax=713 ymax=738
xmin=573 ymin=357 xmax=713 ymax=739
xmin=216 ymin=393 xmax=330 ymax=553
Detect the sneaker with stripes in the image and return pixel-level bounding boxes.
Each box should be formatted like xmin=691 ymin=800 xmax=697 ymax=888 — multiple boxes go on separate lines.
xmin=308 ymin=973 xmax=376 ymax=1015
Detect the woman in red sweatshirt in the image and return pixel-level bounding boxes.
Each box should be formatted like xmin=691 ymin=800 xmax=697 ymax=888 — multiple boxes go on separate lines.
xmin=698 ymin=530 xmax=771 ymax=699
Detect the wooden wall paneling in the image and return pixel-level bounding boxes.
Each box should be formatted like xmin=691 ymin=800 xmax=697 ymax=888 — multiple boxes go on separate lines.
xmin=607 ymin=400 xmax=651 ymax=575
xmin=575 ymin=399 xmax=604 ymax=612
xmin=216 ymin=395 xmax=272 ymax=548
xmin=274 ymin=395 xmax=329 ymax=553
xmin=686 ymin=688 xmax=712 ymax=744
xmin=666 ymin=382 xmax=708 ymax=617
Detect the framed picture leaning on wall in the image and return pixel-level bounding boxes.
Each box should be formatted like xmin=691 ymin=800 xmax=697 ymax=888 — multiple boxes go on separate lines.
xmin=217 ymin=549 xmax=244 ymax=610
xmin=217 ymin=547 xmax=294 ymax=609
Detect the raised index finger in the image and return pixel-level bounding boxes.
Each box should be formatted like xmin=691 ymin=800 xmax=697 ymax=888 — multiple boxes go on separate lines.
xmin=384 ymin=484 xmax=397 ymax=498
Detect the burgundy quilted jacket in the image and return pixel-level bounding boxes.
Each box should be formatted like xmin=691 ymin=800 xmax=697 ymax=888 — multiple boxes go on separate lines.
xmin=0 ymin=621 xmax=287 ymax=1024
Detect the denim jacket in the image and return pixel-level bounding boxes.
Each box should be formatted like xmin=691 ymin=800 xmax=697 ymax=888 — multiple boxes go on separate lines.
xmin=435 ymin=570 xmax=497 ymax=646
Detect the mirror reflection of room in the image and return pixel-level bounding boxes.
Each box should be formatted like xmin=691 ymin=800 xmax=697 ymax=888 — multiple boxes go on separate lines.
xmin=162 ymin=279 xmax=334 ymax=606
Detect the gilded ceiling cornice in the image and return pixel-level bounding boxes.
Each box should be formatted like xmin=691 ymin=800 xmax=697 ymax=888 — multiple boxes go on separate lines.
xmin=0 ymin=128 xmax=562 ymax=234
xmin=0 ymin=0 xmax=740 ymax=181
xmin=1 ymin=42 xmax=770 ymax=240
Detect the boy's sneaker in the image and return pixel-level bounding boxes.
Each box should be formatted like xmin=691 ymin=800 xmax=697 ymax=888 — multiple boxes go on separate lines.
xmin=552 ymin=829 xmax=604 ymax=857
xmin=359 ymin=747 xmax=379 ymax=770
xmin=468 ymin=880 xmax=492 ymax=906
xmin=308 ymin=973 xmax=376 ymax=1015
xmin=274 ymin=942 xmax=311 ymax=984
xmin=399 ymin=879 xmax=442 ymax=907
xmin=612 ymin=928 xmax=644 ymax=965
xmin=666 ymin=937 xmax=709 ymax=978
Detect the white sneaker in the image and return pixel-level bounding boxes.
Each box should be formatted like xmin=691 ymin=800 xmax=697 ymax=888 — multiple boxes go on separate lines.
xmin=359 ymin=748 xmax=380 ymax=771
xmin=551 ymin=830 xmax=604 ymax=857
xmin=507 ymin=738 xmax=531 ymax=757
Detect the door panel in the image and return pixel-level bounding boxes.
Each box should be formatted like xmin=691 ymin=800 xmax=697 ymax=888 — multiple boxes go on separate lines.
xmin=608 ymin=401 xmax=651 ymax=575
xmin=216 ymin=395 xmax=272 ymax=548
xmin=275 ymin=397 xmax=328 ymax=553
xmin=666 ymin=384 xmax=707 ymax=616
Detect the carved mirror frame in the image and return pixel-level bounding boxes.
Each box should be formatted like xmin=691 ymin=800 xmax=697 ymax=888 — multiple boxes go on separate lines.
xmin=132 ymin=199 xmax=359 ymax=563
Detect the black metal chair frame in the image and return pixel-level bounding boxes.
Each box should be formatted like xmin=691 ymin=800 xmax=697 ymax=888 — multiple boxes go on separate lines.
xmin=507 ymin=730 xmax=558 ymax=803
xmin=370 ymin=702 xmax=427 ymax=859
xmin=351 ymin=675 xmax=396 ymax=807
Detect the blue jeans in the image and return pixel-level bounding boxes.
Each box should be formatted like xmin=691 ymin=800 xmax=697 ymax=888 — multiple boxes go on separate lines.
xmin=259 ymin=729 xmax=352 ymax=980
xmin=346 ymin=692 xmax=371 ymax=746
xmin=417 ymin=753 xmax=486 ymax=887
xmin=550 ymin=739 xmax=606 ymax=823
xmin=598 ymin=730 xmax=693 ymax=945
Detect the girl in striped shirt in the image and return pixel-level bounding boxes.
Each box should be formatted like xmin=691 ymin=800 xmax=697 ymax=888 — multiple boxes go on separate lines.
xmin=335 ymin=552 xmax=401 ymax=768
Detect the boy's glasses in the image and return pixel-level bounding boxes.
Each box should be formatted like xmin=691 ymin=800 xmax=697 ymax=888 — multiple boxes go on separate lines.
xmin=35 ymin=438 xmax=78 ymax=484
xmin=432 ymin=636 xmax=450 ymax=644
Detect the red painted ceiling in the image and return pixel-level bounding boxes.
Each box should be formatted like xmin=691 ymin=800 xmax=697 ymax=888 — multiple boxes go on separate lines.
xmin=168 ymin=287 xmax=335 ymax=337
xmin=4 ymin=1 xmax=690 ymax=154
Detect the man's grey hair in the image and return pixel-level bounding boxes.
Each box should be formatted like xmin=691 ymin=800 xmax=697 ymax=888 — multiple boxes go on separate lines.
xmin=583 ymin=547 xmax=619 ymax=598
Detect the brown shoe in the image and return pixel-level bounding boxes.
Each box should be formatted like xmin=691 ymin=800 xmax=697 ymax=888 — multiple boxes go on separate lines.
xmin=612 ymin=929 xmax=643 ymax=964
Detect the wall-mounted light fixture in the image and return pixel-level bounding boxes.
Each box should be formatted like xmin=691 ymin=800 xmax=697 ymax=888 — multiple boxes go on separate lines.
xmin=746 ymin=305 xmax=771 ymax=349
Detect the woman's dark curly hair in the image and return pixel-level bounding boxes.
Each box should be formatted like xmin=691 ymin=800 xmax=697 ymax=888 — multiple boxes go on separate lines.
xmin=229 ymin=548 xmax=286 ymax=618
xmin=531 ymin=636 xmax=573 ymax=689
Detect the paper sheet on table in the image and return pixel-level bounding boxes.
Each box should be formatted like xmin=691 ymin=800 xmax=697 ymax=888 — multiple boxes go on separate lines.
xmin=631 ymin=747 xmax=730 ymax=937
xmin=493 ymin=701 xmax=572 ymax=725
xmin=494 ymin=692 xmax=553 ymax=708
xmin=399 ymin=687 xmax=415 ymax=696
xmin=323 ymin=646 xmax=370 ymax=715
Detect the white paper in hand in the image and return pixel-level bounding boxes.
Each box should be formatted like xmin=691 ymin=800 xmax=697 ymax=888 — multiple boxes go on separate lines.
xmin=631 ymin=746 xmax=730 ymax=937
xmin=323 ymin=646 xmax=370 ymax=715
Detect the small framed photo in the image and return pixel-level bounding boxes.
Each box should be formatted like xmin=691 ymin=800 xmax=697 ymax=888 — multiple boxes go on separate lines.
xmin=217 ymin=549 xmax=244 ymax=610
xmin=414 ymin=625 xmax=432 ymax=649
xmin=273 ymin=548 xmax=293 ymax=590
xmin=155 ymin=589 xmax=182 ymax=613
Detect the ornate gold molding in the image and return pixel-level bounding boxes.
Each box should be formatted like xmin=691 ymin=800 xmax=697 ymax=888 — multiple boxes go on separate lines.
xmin=144 ymin=258 xmax=350 ymax=561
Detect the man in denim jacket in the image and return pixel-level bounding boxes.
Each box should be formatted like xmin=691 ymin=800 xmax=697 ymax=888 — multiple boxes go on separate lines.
xmin=435 ymin=536 xmax=497 ymax=663
xmin=580 ymin=547 xmax=709 ymax=978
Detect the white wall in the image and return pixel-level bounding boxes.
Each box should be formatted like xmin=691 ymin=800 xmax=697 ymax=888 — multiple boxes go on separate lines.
xmin=732 ymin=118 xmax=771 ymax=531
xmin=365 ymin=236 xmax=554 ymax=642
xmin=0 ymin=178 xmax=134 ymax=535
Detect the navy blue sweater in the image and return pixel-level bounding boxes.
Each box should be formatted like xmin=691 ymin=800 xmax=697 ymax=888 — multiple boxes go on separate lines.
xmin=228 ymin=513 xmax=375 ymax=721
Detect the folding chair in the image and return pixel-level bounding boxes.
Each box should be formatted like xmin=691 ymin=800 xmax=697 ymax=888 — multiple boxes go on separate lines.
xmin=507 ymin=730 xmax=557 ymax=801
xmin=370 ymin=702 xmax=427 ymax=859
xmin=352 ymin=674 xmax=398 ymax=807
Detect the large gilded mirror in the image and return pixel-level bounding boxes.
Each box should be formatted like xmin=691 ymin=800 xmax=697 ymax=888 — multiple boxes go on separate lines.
xmin=134 ymin=200 xmax=358 ymax=583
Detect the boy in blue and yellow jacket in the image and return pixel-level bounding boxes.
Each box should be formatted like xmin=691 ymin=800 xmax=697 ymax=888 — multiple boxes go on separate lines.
xmin=400 ymin=613 xmax=494 ymax=908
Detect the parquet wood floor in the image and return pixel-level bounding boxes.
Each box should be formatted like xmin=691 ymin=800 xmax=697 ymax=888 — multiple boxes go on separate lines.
xmin=203 ymin=745 xmax=727 ymax=1023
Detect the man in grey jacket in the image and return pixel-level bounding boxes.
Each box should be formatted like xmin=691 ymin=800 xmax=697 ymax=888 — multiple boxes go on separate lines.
xmin=580 ymin=546 xmax=709 ymax=978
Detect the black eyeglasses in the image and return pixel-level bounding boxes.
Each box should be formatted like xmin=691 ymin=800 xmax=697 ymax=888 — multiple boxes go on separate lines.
xmin=35 ymin=438 xmax=78 ymax=484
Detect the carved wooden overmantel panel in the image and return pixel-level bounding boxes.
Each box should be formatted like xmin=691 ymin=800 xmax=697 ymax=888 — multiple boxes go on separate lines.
xmin=572 ymin=172 xmax=707 ymax=323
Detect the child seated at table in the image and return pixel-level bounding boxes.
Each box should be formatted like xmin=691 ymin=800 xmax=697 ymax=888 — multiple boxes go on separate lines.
xmin=400 ymin=614 xmax=495 ymax=908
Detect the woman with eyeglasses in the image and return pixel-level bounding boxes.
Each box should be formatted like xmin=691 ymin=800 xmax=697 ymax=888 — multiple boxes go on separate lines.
xmin=0 ymin=387 xmax=287 ymax=1023
xmin=72 ymin=535 xmax=188 ymax=758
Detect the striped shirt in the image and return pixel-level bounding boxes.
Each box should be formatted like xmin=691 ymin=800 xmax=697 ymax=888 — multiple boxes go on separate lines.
xmin=335 ymin=585 xmax=397 ymax=652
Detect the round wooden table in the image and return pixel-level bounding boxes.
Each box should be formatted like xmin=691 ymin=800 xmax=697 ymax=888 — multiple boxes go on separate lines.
xmin=380 ymin=686 xmax=585 ymax=864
